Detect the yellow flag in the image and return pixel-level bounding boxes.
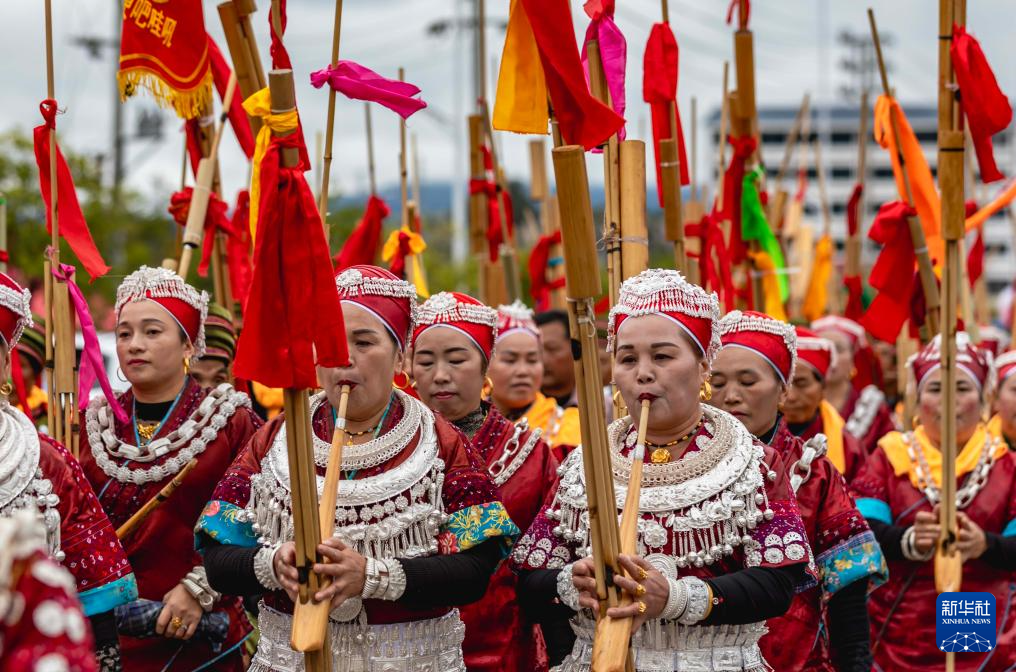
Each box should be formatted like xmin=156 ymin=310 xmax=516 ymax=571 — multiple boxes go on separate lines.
xmin=802 ymin=234 xmax=833 ymax=321
xmin=493 ymin=0 xmax=549 ymax=134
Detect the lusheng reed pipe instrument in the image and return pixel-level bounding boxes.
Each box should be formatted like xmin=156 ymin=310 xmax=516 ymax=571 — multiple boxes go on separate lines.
xmin=593 ymin=398 xmax=651 ymax=672
xmin=217 ymin=0 xmax=268 ymax=135
xmin=116 ymin=459 xmax=199 ymax=540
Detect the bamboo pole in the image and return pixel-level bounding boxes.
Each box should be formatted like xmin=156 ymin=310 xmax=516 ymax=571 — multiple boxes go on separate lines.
xmin=715 ymin=63 xmax=730 ymax=210
xmin=117 ymin=459 xmax=198 ymax=539
xmin=316 ymin=0 xmax=344 ymax=241
xmin=0 ymin=193 xmax=7 ymax=273
xmin=619 ymin=141 xmax=648 ymax=280
xmin=179 ymin=75 xmax=238 ymax=280
xmin=813 ymin=136 xmax=843 ymax=314
xmin=467 ymin=115 xmax=490 ymax=302
xmin=530 ymin=140 xmax=566 ymax=309
xmin=846 ymin=90 xmax=869 ymax=279
xmin=683 ymin=97 xmax=703 ymax=285
xmin=868 ymin=8 xmax=941 ymax=337
xmin=934 ymin=7 xmax=965 ymax=659
xmin=769 ymin=94 xmax=811 ymax=230
xmin=480 ymin=100 xmax=521 ymax=302
xmin=217 ymin=0 xmax=267 ymax=134
xmin=365 ymin=104 xmax=377 ymax=197
xmin=661 ymin=138 xmax=686 ymax=274
xmin=411 ymin=133 xmax=422 ymax=228
xmin=552 ymin=145 xmax=621 ymax=621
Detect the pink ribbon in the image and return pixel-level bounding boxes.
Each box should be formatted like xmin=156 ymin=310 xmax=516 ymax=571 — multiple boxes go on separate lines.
xmin=310 ymin=61 xmax=426 ymax=120
xmin=50 ymin=260 xmax=128 ymax=424
xmin=581 ymin=4 xmax=627 ymax=143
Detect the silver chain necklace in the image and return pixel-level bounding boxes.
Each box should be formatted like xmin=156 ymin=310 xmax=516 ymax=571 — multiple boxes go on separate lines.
xmin=904 ymin=430 xmax=998 ymax=508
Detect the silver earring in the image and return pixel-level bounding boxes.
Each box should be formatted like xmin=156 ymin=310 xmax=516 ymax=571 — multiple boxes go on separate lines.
xmin=116 ymin=368 xmax=128 ymax=383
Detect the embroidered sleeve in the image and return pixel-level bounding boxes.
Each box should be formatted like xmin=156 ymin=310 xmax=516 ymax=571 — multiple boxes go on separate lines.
xmin=751 ymin=447 xmax=816 ymax=589
xmin=810 ymin=460 xmax=888 ymax=599
xmin=435 ymin=416 xmax=519 ymax=558
xmin=194 ymin=416 xmax=280 ymax=552
xmin=40 ymin=438 xmax=137 ymax=617
xmin=509 ymin=453 xmax=581 ymax=571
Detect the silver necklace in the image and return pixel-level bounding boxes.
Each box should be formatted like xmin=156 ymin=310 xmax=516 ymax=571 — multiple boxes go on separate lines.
xmin=309 ymin=390 xmax=420 ymax=471
xmin=905 ymin=430 xmax=998 ymax=508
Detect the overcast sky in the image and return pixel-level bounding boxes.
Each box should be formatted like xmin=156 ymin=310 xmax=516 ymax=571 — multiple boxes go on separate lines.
xmin=3 ymin=0 xmax=1015 ymax=207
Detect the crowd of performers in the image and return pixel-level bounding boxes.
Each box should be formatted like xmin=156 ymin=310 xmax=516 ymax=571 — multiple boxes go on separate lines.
xmin=0 ymin=262 xmax=1015 ymax=671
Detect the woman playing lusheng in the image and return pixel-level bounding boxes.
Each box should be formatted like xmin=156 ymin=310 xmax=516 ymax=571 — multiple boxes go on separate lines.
xmin=411 ymin=291 xmax=559 ymax=671
xmin=0 ymin=272 xmax=136 ymax=671
xmin=196 ymin=265 xmax=518 ymax=671
xmin=487 ymin=300 xmax=580 ymax=459
xmin=784 ymin=327 xmax=867 ymax=483
xmin=513 ymin=269 xmax=811 ymax=671
xmin=78 ymin=266 xmax=260 ymax=671
xmin=812 ymin=316 xmax=897 ymax=455
xmin=853 ymin=333 xmax=1016 ymax=671
xmin=711 ymin=310 xmax=886 ymax=671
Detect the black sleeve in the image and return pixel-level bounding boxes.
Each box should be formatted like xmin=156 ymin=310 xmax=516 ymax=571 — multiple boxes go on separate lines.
xmin=867 ymin=519 xmax=907 ymax=562
xmin=203 ymin=541 xmax=262 ymax=596
xmin=517 ymin=569 xmax=576 ymax=667
xmin=702 ymin=564 xmax=805 ymax=625
xmin=397 ymin=539 xmax=503 ymax=609
xmin=980 ymin=532 xmax=1016 ymax=571
xmin=827 ymin=578 xmax=873 ymax=672
xmin=89 ymin=610 xmax=122 ymax=672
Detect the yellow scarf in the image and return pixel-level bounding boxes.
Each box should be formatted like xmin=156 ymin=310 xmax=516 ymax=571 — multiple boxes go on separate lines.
xmin=819 ymin=399 xmax=846 ymax=474
xmin=802 ymin=234 xmax=833 ymax=322
xmin=878 ymin=424 xmax=1005 ymax=489
xmin=522 ymin=392 xmax=581 ymax=448
xmin=381 ymin=228 xmax=430 ymax=297
xmin=242 ymin=88 xmax=300 ymax=241
xmin=493 ymin=0 xmax=549 ymax=134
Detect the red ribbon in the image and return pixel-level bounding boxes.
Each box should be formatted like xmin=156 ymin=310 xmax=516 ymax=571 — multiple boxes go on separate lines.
xmin=233 ymin=132 xmax=349 ymax=389
xmin=269 ymin=0 xmax=292 ymax=70
xmin=643 ymin=23 xmax=690 ymax=208
xmin=387 ymin=231 xmax=414 ymax=279
xmin=0 ymin=251 xmax=8 ymax=264
xmin=335 ymin=195 xmax=390 ymax=272
xmin=726 ymin=0 xmax=750 ymax=27
xmin=843 ymin=275 xmax=865 ymax=321
xmin=685 ymin=211 xmax=736 ymax=311
xmin=951 ymin=24 xmax=1011 ymax=184
xmin=468 ymin=146 xmax=513 ymax=262
xmin=968 ymin=225 xmax=985 ymax=288
xmin=227 ymin=191 xmax=254 ymax=311
xmin=845 ymin=183 xmax=864 ymax=237
xmin=860 ymin=201 xmax=918 ymax=342
xmin=719 ymin=136 xmax=757 ymax=264
xmin=528 ymin=230 xmax=566 ymax=311
xmin=167 ymin=187 xmax=234 ymax=278
xmin=33 ymin=100 xmax=110 ymax=281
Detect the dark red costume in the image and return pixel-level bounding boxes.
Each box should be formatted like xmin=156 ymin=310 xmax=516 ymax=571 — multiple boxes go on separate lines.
xmin=841 ymin=384 xmax=898 ymax=456
xmin=792 ymin=411 xmax=868 ymax=484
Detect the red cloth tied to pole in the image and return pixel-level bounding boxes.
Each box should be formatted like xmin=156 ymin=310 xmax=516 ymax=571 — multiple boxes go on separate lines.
xmin=686 ymin=211 xmax=736 ymax=311
xmin=529 ymin=230 xmax=566 ymax=311
xmin=725 ymin=0 xmax=751 ymax=26
xmin=233 ymin=132 xmax=348 ymax=388
xmin=227 ymin=190 xmax=254 ymax=310
xmin=719 ymin=135 xmax=757 ymax=264
xmin=968 ymin=226 xmax=985 ymax=287
xmin=951 ymin=24 xmax=1012 ymax=184
xmin=208 ymin=35 xmax=255 ymax=159
xmin=268 ymin=0 xmax=292 ymax=70
xmin=643 ymin=23 xmax=690 ymax=208
xmin=845 ymin=182 xmax=864 ymax=237
xmin=387 ymin=231 xmax=414 ymax=279
xmin=167 ymin=187 xmax=232 ymax=277
xmin=519 ymin=0 xmax=624 ymax=150
xmin=335 ymin=195 xmax=390 ymax=272
xmin=469 ymin=146 xmax=514 ymax=262
xmin=33 ymin=100 xmax=110 ymax=281
xmin=843 ymin=275 xmax=865 ymax=321
xmin=860 ymin=201 xmax=918 ymax=343
xmin=581 ymin=0 xmax=626 ymax=142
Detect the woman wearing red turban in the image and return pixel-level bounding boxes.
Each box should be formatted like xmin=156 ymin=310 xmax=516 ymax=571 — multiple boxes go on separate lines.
xmin=783 ymin=327 xmax=867 ymax=482
xmin=196 ymin=266 xmax=518 ymax=671
xmin=411 ymin=290 xmax=559 ymax=671
xmin=853 ymin=333 xmax=1016 ymax=671
xmin=78 ymin=266 xmax=261 ymax=671
xmin=514 ymin=269 xmax=811 ymax=672
xmin=711 ymin=310 xmax=886 ymax=671
xmin=0 ymin=272 xmax=135 ymax=671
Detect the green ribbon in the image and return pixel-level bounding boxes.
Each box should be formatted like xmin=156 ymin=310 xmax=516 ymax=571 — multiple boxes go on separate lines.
xmin=741 ymin=167 xmax=788 ymax=301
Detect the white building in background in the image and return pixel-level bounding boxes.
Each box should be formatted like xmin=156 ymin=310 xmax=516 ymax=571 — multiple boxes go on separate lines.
xmin=708 ymin=103 xmax=1014 ymax=295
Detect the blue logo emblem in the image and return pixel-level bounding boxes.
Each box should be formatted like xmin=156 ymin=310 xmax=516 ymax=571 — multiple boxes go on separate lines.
xmin=937 ymin=592 xmax=996 ymax=653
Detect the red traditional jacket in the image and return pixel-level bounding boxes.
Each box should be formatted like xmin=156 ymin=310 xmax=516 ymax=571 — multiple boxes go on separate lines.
xmin=79 ymin=379 xmax=261 ymax=672
xmin=0 ymin=541 xmax=97 ymax=671
xmin=841 ymin=384 xmax=898 ymax=456
xmin=853 ymin=434 xmax=1016 ymax=671
xmin=759 ymin=420 xmax=886 ymax=671
xmin=794 ymin=411 xmax=867 ymax=484
xmin=195 ymin=391 xmax=519 ymax=626
xmin=457 ymin=406 xmax=559 ymax=672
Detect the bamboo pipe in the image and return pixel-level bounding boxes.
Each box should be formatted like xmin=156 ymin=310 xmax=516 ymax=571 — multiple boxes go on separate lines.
xmin=715 ymin=63 xmax=730 ymax=210
xmin=411 ymin=133 xmax=422 ymax=229
xmin=467 ymin=115 xmax=490 ymax=301
xmin=116 ymin=460 xmax=198 ymax=539
xmin=479 ymin=99 xmax=522 ymax=302
xmin=530 ymin=139 xmax=566 ymax=309
xmin=868 ymin=9 xmax=941 ymax=337
xmin=291 ymin=385 xmax=350 ymax=652
xmin=399 ymin=68 xmax=409 ymax=230
xmin=769 ymin=94 xmax=811 ymax=230
xmin=846 ymin=91 xmax=869 ymax=278
xmin=661 ymin=139 xmax=685 ymax=274
xmin=934 ymin=0 xmax=965 ymax=616
xmin=317 ymin=0 xmax=344 ymax=241
xmin=217 ymin=0 xmax=267 ymax=134
xmin=552 ymin=145 xmax=621 ymax=614
xmin=365 ymin=104 xmax=377 ymax=196
xmin=684 ymin=98 xmax=703 ymax=285
xmin=813 ymin=137 xmax=842 ymax=314
xmin=592 ymin=399 xmax=651 ymax=672
xmin=179 ymin=74 xmax=238 ymax=280
xmin=619 ymin=141 xmax=648 ymax=281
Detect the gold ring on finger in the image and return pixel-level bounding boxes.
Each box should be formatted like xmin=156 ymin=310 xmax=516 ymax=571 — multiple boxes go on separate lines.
xmin=637 ymin=567 xmax=648 ymax=581
xmin=170 ymin=616 xmax=184 ymax=630
xmin=634 ymin=583 xmax=647 ymax=597
xmin=637 ymin=600 xmax=647 ymax=615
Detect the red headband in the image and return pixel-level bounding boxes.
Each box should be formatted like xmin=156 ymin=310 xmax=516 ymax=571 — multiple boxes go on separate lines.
xmin=335 ymin=265 xmax=417 ymax=351
xmin=718 ymin=310 xmax=797 ymax=383
xmin=909 ymin=332 xmax=991 ymax=392
xmin=116 ymin=266 xmax=208 ymax=356
xmin=0 ymin=272 xmax=32 ymax=349
xmin=794 ymin=326 xmax=835 ymax=379
xmin=496 ymin=300 xmax=540 ymax=344
xmin=413 ymin=291 xmax=498 ymax=361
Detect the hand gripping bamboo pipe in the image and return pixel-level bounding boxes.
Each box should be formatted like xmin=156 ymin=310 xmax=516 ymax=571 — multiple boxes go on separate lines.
xmin=593 ymin=398 xmax=652 ymax=672
xmin=291 ymin=384 xmax=350 ymax=653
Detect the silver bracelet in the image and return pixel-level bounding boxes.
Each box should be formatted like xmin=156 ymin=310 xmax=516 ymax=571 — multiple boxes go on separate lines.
xmin=677 ymin=577 xmax=711 ymax=625
xmin=660 ymin=576 xmax=688 ymax=621
xmin=556 ymin=563 xmax=582 ymax=612
xmin=360 ymin=557 xmax=381 ymax=599
xmin=902 ymin=526 xmax=935 ymax=562
xmin=254 ymin=545 xmax=283 ymax=591
xmin=181 ymin=566 xmax=220 ymax=612
xmin=376 ymin=558 xmax=406 ymax=601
